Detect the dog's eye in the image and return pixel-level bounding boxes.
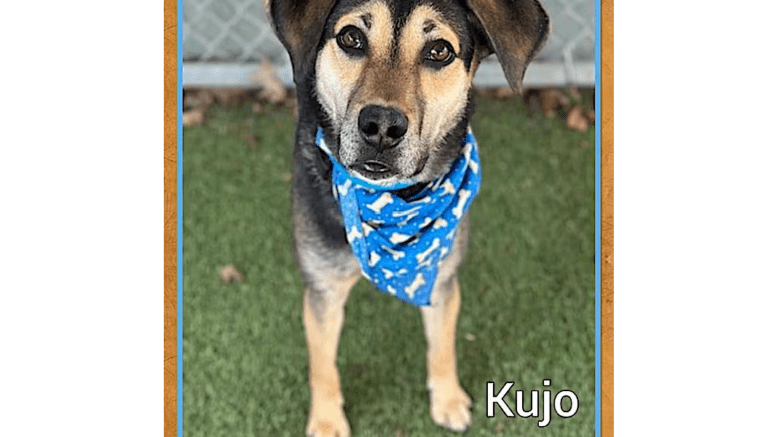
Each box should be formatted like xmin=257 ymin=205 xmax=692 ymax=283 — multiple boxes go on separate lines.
xmin=336 ymin=26 xmax=366 ymax=55
xmin=424 ymin=40 xmax=455 ymax=67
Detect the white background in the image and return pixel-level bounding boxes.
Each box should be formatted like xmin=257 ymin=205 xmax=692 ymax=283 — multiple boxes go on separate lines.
xmin=616 ymin=1 xmax=777 ymax=435
xmin=1 ymin=1 xmax=162 ymax=435
xmin=1 ymin=0 xmax=776 ymax=435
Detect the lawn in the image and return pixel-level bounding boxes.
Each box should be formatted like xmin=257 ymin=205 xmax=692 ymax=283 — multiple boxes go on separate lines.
xmin=182 ymin=92 xmax=596 ymax=436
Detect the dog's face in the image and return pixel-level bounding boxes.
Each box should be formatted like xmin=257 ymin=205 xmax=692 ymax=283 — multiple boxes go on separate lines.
xmin=268 ymin=0 xmax=549 ymax=184
xmin=315 ymin=0 xmax=479 ymax=185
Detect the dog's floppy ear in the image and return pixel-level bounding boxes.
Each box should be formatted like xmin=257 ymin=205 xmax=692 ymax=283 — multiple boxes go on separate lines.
xmin=265 ymin=0 xmax=338 ymax=84
xmin=466 ymin=0 xmax=549 ymax=91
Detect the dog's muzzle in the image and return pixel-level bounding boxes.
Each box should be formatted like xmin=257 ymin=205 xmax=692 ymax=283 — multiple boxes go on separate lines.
xmin=350 ymin=105 xmax=409 ymax=178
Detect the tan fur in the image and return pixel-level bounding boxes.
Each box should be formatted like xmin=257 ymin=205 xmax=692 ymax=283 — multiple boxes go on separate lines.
xmin=422 ymin=278 xmax=472 ymax=431
xmin=304 ymin=286 xmax=354 ymax=437
xmin=334 ymin=2 xmax=393 ymax=58
xmin=403 ymin=6 xmax=470 ymax=152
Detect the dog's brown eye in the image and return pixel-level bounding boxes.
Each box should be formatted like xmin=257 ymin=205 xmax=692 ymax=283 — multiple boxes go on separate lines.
xmin=424 ymin=40 xmax=455 ymax=67
xmin=336 ymin=26 xmax=366 ymax=54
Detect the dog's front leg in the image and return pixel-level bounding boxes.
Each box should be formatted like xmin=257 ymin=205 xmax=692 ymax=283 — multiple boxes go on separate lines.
xmin=421 ymin=274 xmax=473 ymax=432
xmin=303 ymin=272 xmax=358 ymax=437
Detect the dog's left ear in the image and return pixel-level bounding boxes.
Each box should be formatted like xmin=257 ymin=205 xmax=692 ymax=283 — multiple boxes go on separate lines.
xmin=265 ymin=0 xmax=338 ymax=85
xmin=466 ymin=0 xmax=549 ymax=91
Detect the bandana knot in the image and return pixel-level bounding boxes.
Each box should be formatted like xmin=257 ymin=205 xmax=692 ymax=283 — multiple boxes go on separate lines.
xmin=316 ymin=128 xmax=481 ymax=306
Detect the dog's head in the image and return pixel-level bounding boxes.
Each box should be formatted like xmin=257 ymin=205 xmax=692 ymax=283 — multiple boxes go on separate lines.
xmin=267 ymin=0 xmax=548 ymax=185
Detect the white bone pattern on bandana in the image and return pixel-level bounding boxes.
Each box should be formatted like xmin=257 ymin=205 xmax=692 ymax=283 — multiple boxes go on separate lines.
xmin=316 ymin=128 xmax=482 ymax=306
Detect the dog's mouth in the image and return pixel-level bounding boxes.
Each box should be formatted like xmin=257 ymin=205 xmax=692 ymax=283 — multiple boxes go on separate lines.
xmin=353 ymin=160 xmax=393 ymax=176
xmin=348 ymin=154 xmax=429 ymax=185
xmin=349 ymin=160 xmax=396 ymax=182
xmin=349 ymin=160 xmax=427 ymax=199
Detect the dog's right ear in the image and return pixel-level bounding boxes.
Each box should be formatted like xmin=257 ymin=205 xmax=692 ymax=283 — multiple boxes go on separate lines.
xmin=265 ymin=0 xmax=338 ymax=84
xmin=465 ymin=0 xmax=549 ymax=92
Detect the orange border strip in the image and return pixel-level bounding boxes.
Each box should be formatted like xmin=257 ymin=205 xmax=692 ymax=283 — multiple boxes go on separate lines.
xmin=601 ymin=0 xmax=614 ymax=435
xmin=161 ymin=1 xmax=614 ymax=435
xmin=163 ymin=0 xmax=177 ymax=434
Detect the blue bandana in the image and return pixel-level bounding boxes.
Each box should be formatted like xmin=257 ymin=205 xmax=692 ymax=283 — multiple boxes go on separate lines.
xmin=316 ymin=128 xmax=482 ymax=306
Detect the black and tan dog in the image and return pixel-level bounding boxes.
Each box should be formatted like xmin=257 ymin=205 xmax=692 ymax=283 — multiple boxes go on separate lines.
xmin=265 ymin=0 xmax=548 ymax=434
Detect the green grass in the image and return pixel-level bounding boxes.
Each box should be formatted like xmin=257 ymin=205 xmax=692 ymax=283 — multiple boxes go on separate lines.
xmin=183 ymin=94 xmax=595 ymax=436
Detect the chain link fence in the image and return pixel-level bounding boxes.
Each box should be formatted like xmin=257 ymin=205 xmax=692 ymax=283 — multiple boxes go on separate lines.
xmin=182 ymin=0 xmax=594 ymax=88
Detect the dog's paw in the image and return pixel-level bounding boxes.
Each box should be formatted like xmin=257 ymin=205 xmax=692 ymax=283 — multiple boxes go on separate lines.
xmin=306 ymin=406 xmax=351 ymax=437
xmin=429 ymin=382 xmax=473 ymax=432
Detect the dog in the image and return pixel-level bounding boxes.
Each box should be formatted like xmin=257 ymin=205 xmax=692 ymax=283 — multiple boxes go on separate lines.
xmin=265 ymin=0 xmax=548 ymax=434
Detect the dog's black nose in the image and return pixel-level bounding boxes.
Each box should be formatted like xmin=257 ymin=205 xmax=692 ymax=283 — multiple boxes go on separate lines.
xmin=358 ymin=105 xmax=408 ymax=151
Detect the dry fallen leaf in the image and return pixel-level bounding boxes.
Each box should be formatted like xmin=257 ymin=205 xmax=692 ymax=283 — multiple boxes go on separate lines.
xmin=212 ymin=88 xmax=251 ymax=107
xmin=220 ymin=264 xmax=244 ymax=283
xmin=244 ymin=134 xmax=259 ymax=150
xmin=495 ymin=422 xmax=504 ymax=434
xmin=566 ymin=104 xmax=589 ymax=132
xmin=539 ymin=88 xmax=570 ymax=117
xmin=465 ymin=333 xmax=476 ymax=341
xmin=252 ymin=60 xmax=287 ymax=104
xmin=182 ymin=109 xmax=206 ymax=126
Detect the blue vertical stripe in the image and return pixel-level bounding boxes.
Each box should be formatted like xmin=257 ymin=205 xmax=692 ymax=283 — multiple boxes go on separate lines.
xmin=594 ymin=0 xmax=602 ymax=435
